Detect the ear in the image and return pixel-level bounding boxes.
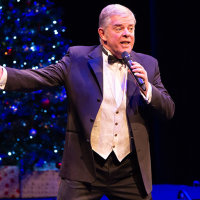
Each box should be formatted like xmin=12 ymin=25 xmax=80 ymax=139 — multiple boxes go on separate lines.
xmin=98 ymin=27 xmax=107 ymax=42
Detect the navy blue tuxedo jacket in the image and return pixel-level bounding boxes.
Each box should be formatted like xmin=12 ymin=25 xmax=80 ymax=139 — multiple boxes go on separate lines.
xmin=5 ymin=45 xmax=175 ymax=194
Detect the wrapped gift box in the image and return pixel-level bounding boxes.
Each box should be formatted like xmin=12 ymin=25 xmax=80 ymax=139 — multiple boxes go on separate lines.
xmin=21 ymin=170 xmax=60 ymax=198
xmin=0 ymin=166 xmax=20 ymax=198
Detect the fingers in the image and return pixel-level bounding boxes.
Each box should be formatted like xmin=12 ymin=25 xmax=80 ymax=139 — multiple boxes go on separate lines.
xmin=130 ymin=62 xmax=147 ymax=78
xmin=128 ymin=62 xmax=149 ymax=95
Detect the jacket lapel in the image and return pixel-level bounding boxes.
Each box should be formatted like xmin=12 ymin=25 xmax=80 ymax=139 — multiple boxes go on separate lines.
xmin=126 ymin=51 xmax=139 ymax=105
xmin=88 ymin=45 xmax=103 ymax=96
xmin=87 ymin=47 xmax=141 ymax=102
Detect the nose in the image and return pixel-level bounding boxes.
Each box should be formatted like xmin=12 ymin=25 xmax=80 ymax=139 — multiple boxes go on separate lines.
xmin=122 ymin=28 xmax=130 ymax=37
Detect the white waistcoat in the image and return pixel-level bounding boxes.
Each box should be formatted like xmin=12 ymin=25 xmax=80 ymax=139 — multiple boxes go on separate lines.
xmin=90 ymin=52 xmax=131 ymax=162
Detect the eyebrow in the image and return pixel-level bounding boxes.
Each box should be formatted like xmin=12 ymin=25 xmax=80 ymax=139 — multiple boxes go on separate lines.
xmin=113 ymin=24 xmax=134 ymax=27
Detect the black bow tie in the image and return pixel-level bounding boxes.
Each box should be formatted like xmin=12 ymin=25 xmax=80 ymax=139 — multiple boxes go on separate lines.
xmin=102 ymin=47 xmax=124 ymax=65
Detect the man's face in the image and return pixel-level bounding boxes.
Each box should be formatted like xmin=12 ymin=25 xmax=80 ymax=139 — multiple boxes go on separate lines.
xmin=99 ymin=15 xmax=135 ymax=58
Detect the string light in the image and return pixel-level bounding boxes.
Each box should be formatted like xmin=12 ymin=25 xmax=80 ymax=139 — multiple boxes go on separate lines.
xmin=1 ymin=0 xmax=71 ymax=171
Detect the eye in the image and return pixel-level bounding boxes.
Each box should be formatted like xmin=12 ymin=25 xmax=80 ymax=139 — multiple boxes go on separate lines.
xmin=129 ymin=26 xmax=135 ymax=32
xmin=116 ymin=27 xmax=122 ymax=31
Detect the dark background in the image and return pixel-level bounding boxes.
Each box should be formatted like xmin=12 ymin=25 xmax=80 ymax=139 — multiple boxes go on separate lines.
xmin=51 ymin=0 xmax=200 ymax=185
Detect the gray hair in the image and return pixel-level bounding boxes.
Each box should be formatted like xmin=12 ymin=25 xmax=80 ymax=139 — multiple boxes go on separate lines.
xmin=99 ymin=4 xmax=136 ymax=30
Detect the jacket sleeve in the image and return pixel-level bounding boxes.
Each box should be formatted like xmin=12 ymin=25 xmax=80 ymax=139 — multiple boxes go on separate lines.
xmin=4 ymin=48 xmax=73 ymax=92
xmin=148 ymin=59 xmax=175 ymax=121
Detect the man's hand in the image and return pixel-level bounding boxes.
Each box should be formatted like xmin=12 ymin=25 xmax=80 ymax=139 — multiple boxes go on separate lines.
xmin=128 ymin=62 xmax=149 ymax=96
xmin=0 ymin=66 xmax=3 ymax=79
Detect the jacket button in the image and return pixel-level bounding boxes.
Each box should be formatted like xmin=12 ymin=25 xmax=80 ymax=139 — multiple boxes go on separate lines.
xmin=90 ymin=118 xmax=94 ymax=122
xmin=97 ymin=98 xmax=101 ymax=102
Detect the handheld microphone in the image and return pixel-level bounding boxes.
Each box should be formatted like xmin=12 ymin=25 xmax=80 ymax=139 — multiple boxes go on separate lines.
xmin=121 ymin=51 xmax=146 ymax=91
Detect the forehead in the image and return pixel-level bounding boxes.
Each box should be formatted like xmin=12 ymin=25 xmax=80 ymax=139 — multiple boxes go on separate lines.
xmin=110 ymin=15 xmax=135 ymax=26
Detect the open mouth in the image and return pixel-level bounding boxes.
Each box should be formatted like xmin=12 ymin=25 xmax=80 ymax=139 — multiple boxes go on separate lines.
xmin=120 ymin=42 xmax=130 ymax=45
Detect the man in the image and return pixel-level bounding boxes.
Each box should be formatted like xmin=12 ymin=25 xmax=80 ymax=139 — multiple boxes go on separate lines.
xmin=0 ymin=4 xmax=174 ymax=200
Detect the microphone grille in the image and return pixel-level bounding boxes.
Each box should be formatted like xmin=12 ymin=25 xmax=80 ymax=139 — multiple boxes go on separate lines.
xmin=121 ymin=51 xmax=132 ymax=62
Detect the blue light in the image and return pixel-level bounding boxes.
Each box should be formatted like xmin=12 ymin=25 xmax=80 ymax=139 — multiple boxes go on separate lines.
xmin=16 ymin=157 xmax=19 ymax=160
xmin=3 ymin=64 xmax=6 ymax=67
xmin=45 ymin=28 xmax=48 ymax=31
xmin=17 ymin=138 xmax=20 ymax=141
xmin=30 ymin=136 xmax=33 ymax=139
xmin=30 ymin=47 xmax=35 ymax=51
xmin=0 ymin=6 xmax=2 ymax=9
xmin=0 ymin=157 xmax=2 ymax=160
xmin=24 ymin=62 xmax=27 ymax=65
xmin=12 ymin=105 xmax=17 ymax=112
xmin=51 ymin=57 xmax=55 ymax=60
xmin=7 ymin=16 xmax=10 ymax=19
xmin=5 ymin=37 xmax=9 ymax=40
xmin=17 ymin=18 xmax=20 ymax=21
xmin=13 ymin=60 xmax=16 ymax=64
xmin=3 ymin=91 xmax=6 ymax=94
xmin=53 ymin=21 xmax=57 ymax=24
xmin=8 ymin=152 xmax=12 ymax=156
xmin=51 ymin=114 xmax=56 ymax=118
xmin=17 ymin=0 xmax=20 ymax=2
xmin=52 ymin=45 xmax=56 ymax=48
xmin=54 ymin=149 xmax=58 ymax=153
xmin=13 ymin=36 xmax=17 ymax=39
xmin=62 ymin=29 xmax=65 ymax=32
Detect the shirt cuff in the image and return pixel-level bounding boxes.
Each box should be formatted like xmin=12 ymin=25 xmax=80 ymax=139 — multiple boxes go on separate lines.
xmin=140 ymin=82 xmax=152 ymax=104
xmin=0 ymin=67 xmax=8 ymax=90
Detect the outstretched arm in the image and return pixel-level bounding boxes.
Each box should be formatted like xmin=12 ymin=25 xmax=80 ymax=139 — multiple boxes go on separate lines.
xmin=0 ymin=49 xmax=72 ymax=92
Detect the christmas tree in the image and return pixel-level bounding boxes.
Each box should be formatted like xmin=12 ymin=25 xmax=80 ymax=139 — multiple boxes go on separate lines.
xmin=0 ymin=0 xmax=71 ymax=173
